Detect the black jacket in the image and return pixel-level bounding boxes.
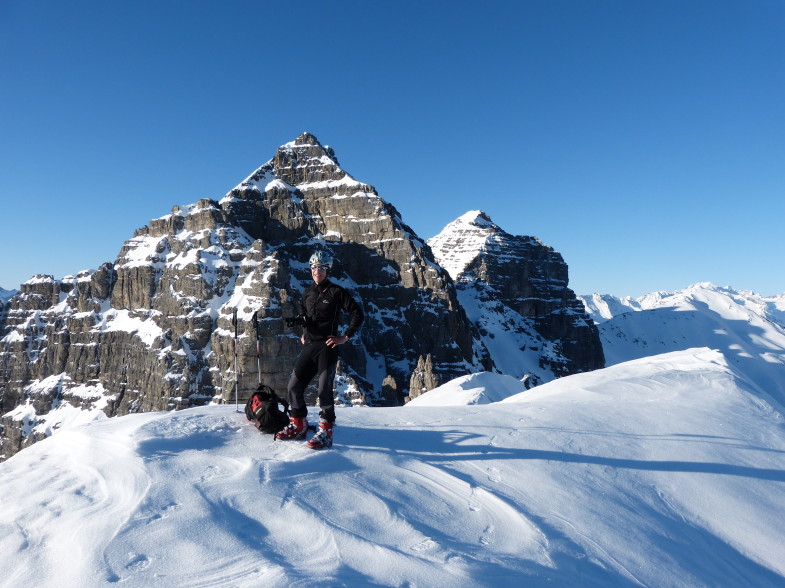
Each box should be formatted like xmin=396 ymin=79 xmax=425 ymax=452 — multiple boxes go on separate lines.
xmin=300 ymin=279 xmax=363 ymax=342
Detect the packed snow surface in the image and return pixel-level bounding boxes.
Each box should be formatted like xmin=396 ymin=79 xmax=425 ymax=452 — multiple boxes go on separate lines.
xmin=2 ymin=348 xmax=785 ymax=587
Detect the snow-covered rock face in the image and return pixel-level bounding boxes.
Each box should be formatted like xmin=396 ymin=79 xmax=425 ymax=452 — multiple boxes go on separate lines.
xmin=427 ymin=210 xmax=501 ymax=281
xmin=428 ymin=210 xmax=604 ymax=380
xmin=0 ymin=133 xmax=491 ymax=459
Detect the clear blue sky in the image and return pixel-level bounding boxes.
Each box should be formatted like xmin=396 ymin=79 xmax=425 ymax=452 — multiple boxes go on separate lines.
xmin=2 ymin=0 xmax=783 ymax=298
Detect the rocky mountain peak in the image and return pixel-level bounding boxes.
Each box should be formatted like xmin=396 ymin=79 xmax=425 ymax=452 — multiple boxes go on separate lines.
xmin=292 ymin=131 xmax=320 ymax=146
xmin=457 ymin=209 xmax=496 ymax=228
xmin=235 ymin=132 xmax=344 ymax=192
xmin=0 ymin=134 xmax=490 ymax=460
xmin=427 ymin=211 xmax=491 ymax=281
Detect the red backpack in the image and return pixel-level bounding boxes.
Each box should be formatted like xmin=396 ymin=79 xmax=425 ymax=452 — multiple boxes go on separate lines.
xmin=245 ymin=385 xmax=290 ymax=434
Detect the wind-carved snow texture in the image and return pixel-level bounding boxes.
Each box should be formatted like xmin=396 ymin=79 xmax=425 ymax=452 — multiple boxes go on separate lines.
xmin=2 ymin=344 xmax=785 ymax=586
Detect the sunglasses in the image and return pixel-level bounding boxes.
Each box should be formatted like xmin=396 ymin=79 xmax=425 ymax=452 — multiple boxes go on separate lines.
xmin=310 ymin=265 xmax=329 ymax=271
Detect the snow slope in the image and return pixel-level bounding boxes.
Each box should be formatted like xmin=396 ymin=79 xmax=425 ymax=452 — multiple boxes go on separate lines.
xmin=580 ymin=283 xmax=785 ymax=414
xmin=450 ymin=284 xmax=561 ymax=382
xmin=2 ymin=348 xmax=784 ymax=587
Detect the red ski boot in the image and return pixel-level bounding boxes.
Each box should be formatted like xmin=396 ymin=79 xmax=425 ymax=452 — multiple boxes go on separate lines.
xmin=307 ymin=418 xmax=334 ymax=450
xmin=274 ymin=416 xmax=309 ymax=441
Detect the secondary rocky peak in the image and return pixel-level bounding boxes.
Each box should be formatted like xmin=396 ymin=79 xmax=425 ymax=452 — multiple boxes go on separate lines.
xmin=429 ymin=211 xmax=604 ymax=380
xmin=429 ymin=210 xmax=542 ymax=283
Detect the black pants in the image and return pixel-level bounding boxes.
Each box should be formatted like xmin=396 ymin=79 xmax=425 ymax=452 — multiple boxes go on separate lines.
xmin=287 ymin=341 xmax=338 ymax=422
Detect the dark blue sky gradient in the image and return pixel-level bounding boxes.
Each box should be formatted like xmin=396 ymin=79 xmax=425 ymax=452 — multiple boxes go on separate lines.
xmin=1 ymin=0 xmax=783 ymax=296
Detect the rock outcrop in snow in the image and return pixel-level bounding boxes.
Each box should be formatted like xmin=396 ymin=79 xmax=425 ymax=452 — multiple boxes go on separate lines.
xmin=428 ymin=211 xmax=604 ymax=382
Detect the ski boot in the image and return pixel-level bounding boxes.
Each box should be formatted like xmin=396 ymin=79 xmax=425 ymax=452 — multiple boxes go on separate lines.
xmin=307 ymin=418 xmax=334 ymax=450
xmin=274 ymin=416 xmax=309 ymax=441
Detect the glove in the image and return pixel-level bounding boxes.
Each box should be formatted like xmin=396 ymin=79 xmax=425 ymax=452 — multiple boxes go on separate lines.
xmin=284 ymin=315 xmax=307 ymax=328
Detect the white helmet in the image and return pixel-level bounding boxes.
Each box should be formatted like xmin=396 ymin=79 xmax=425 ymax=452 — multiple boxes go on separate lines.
xmin=309 ymin=250 xmax=333 ymax=268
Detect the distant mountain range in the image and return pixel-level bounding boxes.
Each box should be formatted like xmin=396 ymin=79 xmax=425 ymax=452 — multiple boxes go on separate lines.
xmin=579 ymin=283 xmax=785 ymax=411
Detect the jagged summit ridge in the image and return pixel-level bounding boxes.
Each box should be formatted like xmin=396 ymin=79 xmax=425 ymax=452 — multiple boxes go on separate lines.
xmin=231 ymin=132 xmax=351 ymax=194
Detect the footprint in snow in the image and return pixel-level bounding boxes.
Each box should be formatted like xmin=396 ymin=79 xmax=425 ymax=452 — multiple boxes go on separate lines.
xmin=487 ymin=467 xmax=502 ymax=483
xmin=124 ymin=553 xmax=151 ymax=572
xmin=410 ymin=538 xmax=438 ymax=552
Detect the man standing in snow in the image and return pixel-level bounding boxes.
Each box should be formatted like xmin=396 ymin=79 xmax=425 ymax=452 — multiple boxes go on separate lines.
xmin=276 ymin=250 xmax=364 ymax=449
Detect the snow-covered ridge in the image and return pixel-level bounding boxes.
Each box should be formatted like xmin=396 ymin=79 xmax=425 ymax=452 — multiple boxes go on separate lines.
xmin=2 ymin=348 xmax=784 ymax=586
xmin=577 ymin=292 xmax=642 ymax=323
xmin=579 ymin=282 xmax=785 ymax=413
xmin=580 ymin=282 xmax=785 ymax=325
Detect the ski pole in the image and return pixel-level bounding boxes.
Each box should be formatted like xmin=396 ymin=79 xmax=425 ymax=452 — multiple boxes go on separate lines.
xmin=252 ymin=310 xmax=262 ymax=385
xmin=232 ymin=308 xmax=239 ymax=412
